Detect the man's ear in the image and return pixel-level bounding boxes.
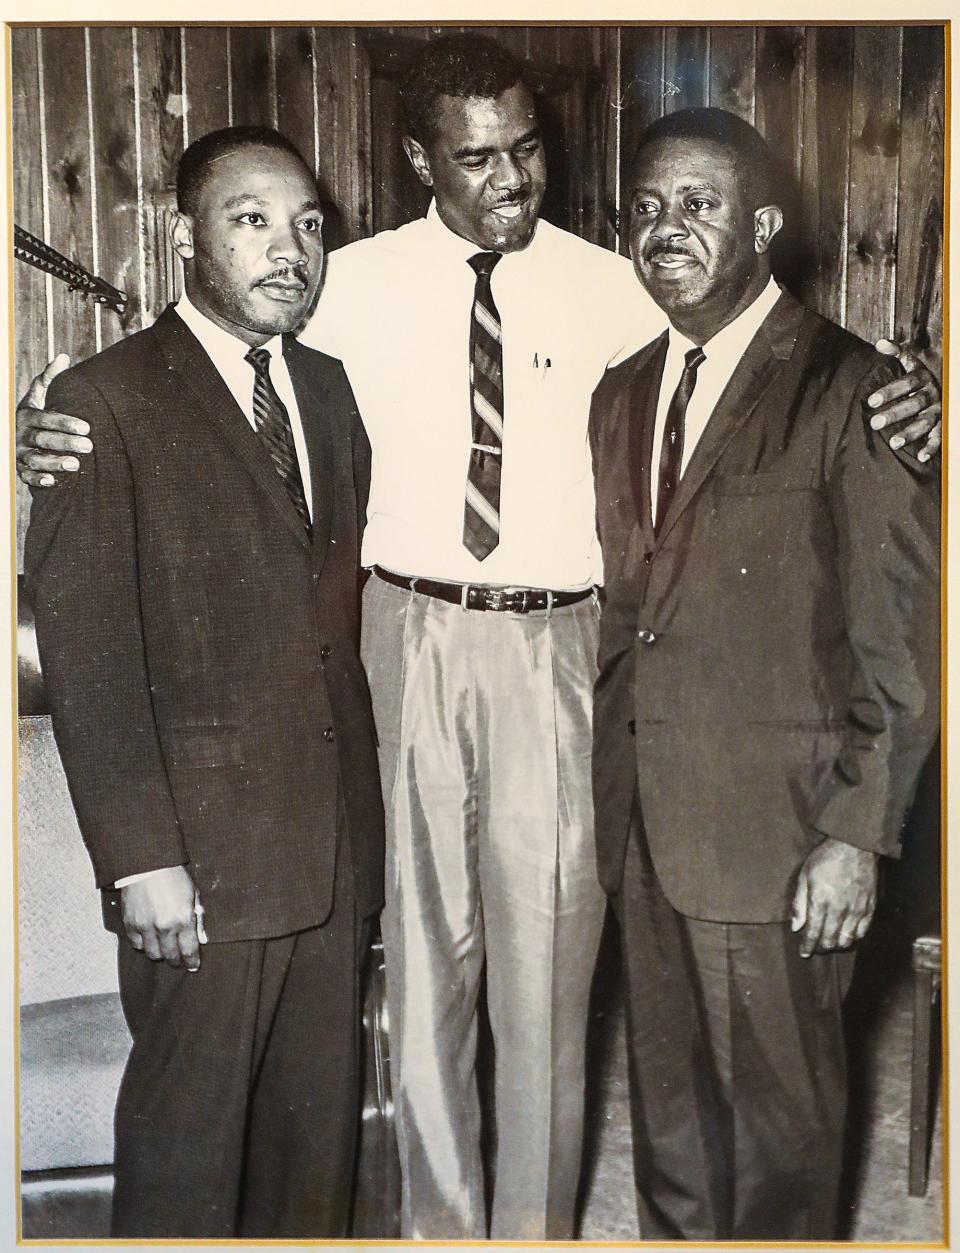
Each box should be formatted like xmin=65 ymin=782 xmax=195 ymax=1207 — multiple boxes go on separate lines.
xmin=169 ymin=211 xmax=195 ymax=261
xmin=402 ymin=135 xmax=434 ymax=188
xmin=754 ymin=205 xmax=783 ymax=255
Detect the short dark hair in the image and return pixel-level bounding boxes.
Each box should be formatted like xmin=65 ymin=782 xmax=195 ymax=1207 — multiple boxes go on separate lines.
xmin=632 ymin=107 xmax=778 ymax=210
xmin=176 ymin=125 xmax=314 ymax=216
xmin=399 ymin=33 xmax=528 ymax=147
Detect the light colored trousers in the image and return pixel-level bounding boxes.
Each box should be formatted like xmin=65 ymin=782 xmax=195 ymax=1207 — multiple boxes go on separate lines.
xmin=360 ymin=575 xmax=607 ymax=1239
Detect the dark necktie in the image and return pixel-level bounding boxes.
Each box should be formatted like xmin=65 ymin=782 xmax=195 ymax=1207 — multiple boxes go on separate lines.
xmin=655 ymin=345 xmax=706 ymax=534
xmin=245 ymin=346 xmax=311 ymax=534
xmin=463 ymin=251 xmax=504 ymax=561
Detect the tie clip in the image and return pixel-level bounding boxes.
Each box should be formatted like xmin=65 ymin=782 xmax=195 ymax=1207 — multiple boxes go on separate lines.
xmin=472 ymin=442 xmax=502 ymax=455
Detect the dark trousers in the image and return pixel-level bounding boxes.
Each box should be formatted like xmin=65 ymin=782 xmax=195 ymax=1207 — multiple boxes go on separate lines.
xmin=613 ymin=819 xmax=855 ymax=1242
xmin=111 ymin=845 xmax=361 ymax=1239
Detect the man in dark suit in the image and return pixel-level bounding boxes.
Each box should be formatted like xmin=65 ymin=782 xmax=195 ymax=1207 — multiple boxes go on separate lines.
xmin=24 ymin=125 xmax=384 ymax=1239
xmin=590 ymin=108 xmax=940 ymax=1241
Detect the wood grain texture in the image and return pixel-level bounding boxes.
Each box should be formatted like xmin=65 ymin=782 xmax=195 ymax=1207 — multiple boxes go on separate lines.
xmin=707 ymin=26 xmax=756 ymax=120
xmin=88 ymin=26 xmax=140 ymax=344
xmin=846 ymin=25 xmax=903 ymax=343
xmin=182 ymin=26 xmax=230 ymax=143
xmin=12 ymin=28 xmax=46 ymax=566
xmin=229 ymin=27 xmax=273 ymax=128
xmin=39 ymin=27 xmax=98 ymax=364
xmin=663 ymin=26 xmax=708 ymax=112
xmin=896 ymin=24 xmax=944 ymax=365
xmin=755 ymin=26 xmax=805 ymax=176
xmin=795 ymin=26 xmax=853 ymax=322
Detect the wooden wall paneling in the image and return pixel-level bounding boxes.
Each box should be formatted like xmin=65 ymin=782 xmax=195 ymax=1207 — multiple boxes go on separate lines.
xmin=12 ymin=28 xmax=47 ymax=561
xmin=134 ymin=26 xmax=185 ymax=324
xmin=707 ymin=25 xmax=756 ymax=120
xmin=363 ymin=29 xmax=429 ymax=236
xmin=796 ymin=26 xmax=853 ymax=323
xmin=39 ymin=27 xmax=98 ymax=365
xmin=312 ymin=28 xmax=370 ymax=246
xmin=896 ymin=24 xmax=944 ymax=366
xmin=663 ymin=26 xmax=709 ymax=112
xmin=617 ymin=27 xmax=666 ymax=252
xmin=846 ymin=25 xmax=903 ymax=342
xmin=601 ymin=27 xmax=623 ymax=253
xmin=229 ymin=26 xmax=274 ymax=128
xmin=183 ymin=26 xmax=231 ymax=141
xmin=87 ymin=26 xmax=140 ymax=345
xmin=554 ymin=27 xmax=605 ymax=244
xmin=274 ymin=27 xmax=318 ymax=174
xmin=754 ymin=26 xmax=805 ymax=174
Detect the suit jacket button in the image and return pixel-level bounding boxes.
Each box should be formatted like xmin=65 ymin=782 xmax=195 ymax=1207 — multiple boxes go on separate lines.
xmin=320 ymin=645 xmax=331 ymax=659
xmin=628 ymin=719 xmax=636 ymax=736
xmin=638 ymin=629 xmax=657 ymax=645
xmin=323 ymin=726 xmax=335 ymax=742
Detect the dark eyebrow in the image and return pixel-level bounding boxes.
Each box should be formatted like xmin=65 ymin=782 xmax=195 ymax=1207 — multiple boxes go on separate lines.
xmin=452 ymin=126 xmax=542 ymax=161
xmin=221 ymin=195 xmax=322 ymax=213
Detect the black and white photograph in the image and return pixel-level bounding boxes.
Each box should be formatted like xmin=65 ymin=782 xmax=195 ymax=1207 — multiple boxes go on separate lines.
xmin=9 ymin=17 xmax=945 ymax=1248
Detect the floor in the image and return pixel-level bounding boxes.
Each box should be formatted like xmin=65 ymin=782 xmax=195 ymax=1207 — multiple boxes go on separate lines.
xmin=574 ymin=911 xmax=944 ymax=1243
xmin=574 ymin=767 xmax=944 ymax=1245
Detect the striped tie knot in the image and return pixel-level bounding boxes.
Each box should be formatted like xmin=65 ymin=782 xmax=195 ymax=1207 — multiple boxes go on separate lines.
xmin=245 ymin=345 xmax=273 ymax=376
xmin=468 ymin=251 xmax=502 ymax=279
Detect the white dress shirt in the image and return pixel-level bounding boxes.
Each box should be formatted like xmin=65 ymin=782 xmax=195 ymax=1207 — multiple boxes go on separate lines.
xmin=650 ymin=277 xmax=782 ymax=523
xmin=302 ymin=202 xmax=666 ymax=589
xmin=114 ymin=293 xmax=314 ymax=900
xmin=175 ymin=290 xmax=313 ymax=521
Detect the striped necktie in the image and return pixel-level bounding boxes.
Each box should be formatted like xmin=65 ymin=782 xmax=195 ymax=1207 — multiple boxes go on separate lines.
xmin=463 ymin=250 xmax=504 ymax=561
xmin=245 ymin=346 xmax=311 ymax=534
xmin=655 ymin=345 xmax=706 ymax=534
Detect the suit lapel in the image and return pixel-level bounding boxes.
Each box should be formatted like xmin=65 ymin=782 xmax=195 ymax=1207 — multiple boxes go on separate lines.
xmin=152 ymin=307 xmax=312 ymax=550
xmin=283 ymin=335 xmax=334 ymax=569
xmin=628 ymin=334 xmax=667 ymax=547
xmin=654 ymin=290 xmax=805 ymax=552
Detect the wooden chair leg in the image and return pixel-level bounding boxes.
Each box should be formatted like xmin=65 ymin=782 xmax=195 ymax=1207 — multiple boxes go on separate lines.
xmin=908 ymin=966 xmax=934 ymax=1197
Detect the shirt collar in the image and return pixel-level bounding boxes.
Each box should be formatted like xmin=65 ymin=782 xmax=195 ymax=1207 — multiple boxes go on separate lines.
xmin=423 ymin=198 xmax=541 ymax=266
xmin=667 ymin=275 xmax=782 ymax=364
xmin=174 ymin=289 xmax=283 ymax=375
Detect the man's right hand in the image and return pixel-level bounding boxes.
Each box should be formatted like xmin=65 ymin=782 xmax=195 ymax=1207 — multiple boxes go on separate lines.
xmin=121 ymin=865 xmax=201 ymax=971
xmin=17 ymin=354 xmax=93 ymax=487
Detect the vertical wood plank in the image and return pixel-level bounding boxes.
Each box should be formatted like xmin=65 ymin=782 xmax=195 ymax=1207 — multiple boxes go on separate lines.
xmin=755 ymin=26 xmax=805 ymax=175
xmin=312 ymin=27 xmax=372 ymax=246
xmin=38 ymin=27 xmax=98 ymax=365
xmin=618 ymin=27 xmax=666 ymax=252
xmin=135 ymin=25 xmax=184 ymax=325
xmin=846 ymin=25 xmax=903 ymax=342
xmin=275 ymin=27 xmax=318 ymax=169
xmin=797 ymin=26 xmax=853 ymax=323
xmin=896 ymin=24 xmax=944 ymax=365
xmin=183 ymin=26 xmax=230 ymax=143
xmin=707 ymin=25 xmax=756 ymax=120
xmin=230 ymin=27 xmax=273 ymax=128
xmin=12 ymin=28 xmax=47 ymax=562
xmin=663 ymin=26 xmax=708 ymax=112
xmin=88 ymin=26 xmax=140 ymax=344
xmin=600 ymin=26 xmax=622 ymax=253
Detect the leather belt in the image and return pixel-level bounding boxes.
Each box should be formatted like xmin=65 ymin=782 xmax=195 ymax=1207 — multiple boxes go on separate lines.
xmin=372 ymin=566 xmax=595 ymax=614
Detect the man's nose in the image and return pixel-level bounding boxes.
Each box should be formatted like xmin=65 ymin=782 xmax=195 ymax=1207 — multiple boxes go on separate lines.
xmin=266 ymin=225 xmax=308 ymax=265
xmin=650 ymin=203 xmax=688 ymax=240
xmin=490 ymin=153 xmax=525 ymax=191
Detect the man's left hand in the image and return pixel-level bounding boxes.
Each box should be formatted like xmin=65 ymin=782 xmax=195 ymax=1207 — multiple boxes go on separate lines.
xmin=867 ymin=340 xmax=941 ymax=463
xmin=791 ymin=838 xmax=879 ymax=958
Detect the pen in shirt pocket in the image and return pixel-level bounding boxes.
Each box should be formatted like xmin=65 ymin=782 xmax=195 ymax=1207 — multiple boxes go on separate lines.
xmin=532 ymin=352 xmax=552 ymax=377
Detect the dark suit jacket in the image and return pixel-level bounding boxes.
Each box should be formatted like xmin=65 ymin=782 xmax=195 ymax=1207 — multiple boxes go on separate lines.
xmin=590 ymin=290 xmax=940 ymax=923
xmin=25 ymin=306 xmax=385 ymax=942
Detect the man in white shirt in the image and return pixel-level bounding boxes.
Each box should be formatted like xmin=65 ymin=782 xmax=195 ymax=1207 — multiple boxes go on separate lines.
xmin=15 ymin=33 xmax=941 ymax=1242
xmin=23 ymin=126 xmax=384 ymax=1238
xmin=590 ymin=106 xmax=939 ymax=1241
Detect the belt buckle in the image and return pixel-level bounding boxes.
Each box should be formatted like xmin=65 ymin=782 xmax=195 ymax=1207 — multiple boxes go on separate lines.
xmin=485 ymin=587 xmax=508 ymax=612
